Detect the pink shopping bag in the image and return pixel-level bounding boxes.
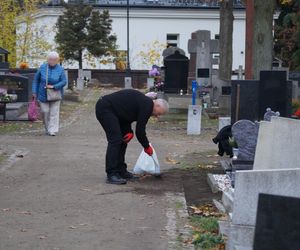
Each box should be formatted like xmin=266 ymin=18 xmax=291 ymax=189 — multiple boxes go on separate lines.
xmin=28 ymin=99 xmax=40 ymax=121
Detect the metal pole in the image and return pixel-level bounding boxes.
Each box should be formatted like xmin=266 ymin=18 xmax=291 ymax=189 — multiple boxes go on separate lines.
xmin=126 ymin=0 xmax=131 ymax=75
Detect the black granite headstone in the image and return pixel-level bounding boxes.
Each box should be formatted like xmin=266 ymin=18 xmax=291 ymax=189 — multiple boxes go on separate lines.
xmin=164 ymin=51 xmax=189 ymax=93
xmin=259 ymin=71 xmax=292 ymax=119
xmin=231 ymin=80 xmax=260 ymax=124
xmin=253 ymin=193 xmax=300 ymax=250
xmin=0 ymin=75 xmax=30 ymax=102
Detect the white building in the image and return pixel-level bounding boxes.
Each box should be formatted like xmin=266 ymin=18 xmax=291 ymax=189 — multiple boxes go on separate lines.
xmin=16 ymin=0 xmax=246 ymax=70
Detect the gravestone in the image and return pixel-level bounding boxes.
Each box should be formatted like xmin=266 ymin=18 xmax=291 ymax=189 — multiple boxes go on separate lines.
xmin=218 ymin=117 xmax=231 ymax=131
xmin=254 ymin=116 xmax=300 ymax=170
xmin=253 ymin=193 xmax=300 ymax=250
xmin=164 ymin=51 xmax=189 ymax=93
xmin=124 ymin=77 xmax=132 ymax=89
xmin=231 ymin=80 xmax=260 ymax=124
xmin=231 ymin=120 xmax=259 ymax=161
xmin=187 ymin=30 xmax=220 ymax=96
xmin=64 ymin=70 xmax=69 ymax=90
xmin=259 ymin=71 xmax=292 ymax=119
xmin=226 ymin=168 xmax=300 ymax=250
xmin=77 ymin=69 xmax=84 ymax=90
xmin=0 ymin=75 xmax=30 ymax=102
xmin=187 ymin=105 xmax=201 ymax=135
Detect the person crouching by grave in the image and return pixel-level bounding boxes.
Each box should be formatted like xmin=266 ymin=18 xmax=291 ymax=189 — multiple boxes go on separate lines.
xmin=32 ymin=52 xmax=67 ymax=136
xmin=95 ymin=89 xmax=169 ymax=185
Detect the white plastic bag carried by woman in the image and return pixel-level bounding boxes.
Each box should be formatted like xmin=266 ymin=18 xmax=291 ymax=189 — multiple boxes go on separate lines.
xmin=133 ymin=144 xmax=160 ymax=175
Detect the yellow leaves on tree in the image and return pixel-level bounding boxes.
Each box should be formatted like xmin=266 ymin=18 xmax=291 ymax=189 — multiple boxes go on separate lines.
xmin=16 ymin=0 xmax=52 ymax=67
xmin=138 ymin=40 xmax=166 ymax=69
xmin=0 ymin=1 xmax=20 ymax=66
xmin=278 ymin=0 xmax=293 ymax=5
xmin=0 ymin=0 xmax=49 ymax=68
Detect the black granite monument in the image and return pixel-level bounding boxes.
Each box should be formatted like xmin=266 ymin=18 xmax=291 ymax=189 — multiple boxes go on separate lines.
xmin=254 ymin=193 xmax=300 ymax=250
xmin=164 ymin=51 xmax=189 ymax=93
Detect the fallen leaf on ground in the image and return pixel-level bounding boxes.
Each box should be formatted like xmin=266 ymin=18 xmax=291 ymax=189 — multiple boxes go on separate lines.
xmin=165 ymin=156 xmax=179 ymax=164
xmin=198 ymin=164 xmax=216 ymax=169
xmin=189 ymin=204 xmax=223 ymax=217
xmin=17 ymin=211 xmax=31 ymax=215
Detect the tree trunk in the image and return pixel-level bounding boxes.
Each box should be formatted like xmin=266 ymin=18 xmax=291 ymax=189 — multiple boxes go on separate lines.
xmin=78 ymin=49 xmax=83 ymax=69
xmin=219 ymin=0 xmax=234 ymax=81
xmin=252 ymin=0 xmax=277 ymax=79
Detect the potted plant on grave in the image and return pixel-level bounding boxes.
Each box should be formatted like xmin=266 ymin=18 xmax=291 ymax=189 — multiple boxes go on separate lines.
xmin=149 ymin=66 xmax=164 ymax=92
xmin=229 ymin=137 xmax=239 ymax=160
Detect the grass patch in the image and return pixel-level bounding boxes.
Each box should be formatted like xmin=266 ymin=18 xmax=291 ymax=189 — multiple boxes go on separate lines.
xmin=0 ymin=154 xmax=7 ymax=165
xmin=193 ymin=232 xmax=224 ymax=250
xmin=190 ymin=216 xmax=219 ymax=233
xmin=175 ymin=201 xmax=184 ymax=209
xmin=0 ymin=121 xmax=43 ymax=134
xmin=189 ymin=216 xmax=225 ymax=250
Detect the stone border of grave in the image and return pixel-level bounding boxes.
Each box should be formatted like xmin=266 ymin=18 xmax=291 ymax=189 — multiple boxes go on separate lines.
xmin=207 ymin=109 xmax=297 ymax=250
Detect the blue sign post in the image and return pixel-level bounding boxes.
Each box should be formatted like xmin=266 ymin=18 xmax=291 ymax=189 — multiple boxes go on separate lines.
xmin=192 ymin=80 xmax=198 ymax=105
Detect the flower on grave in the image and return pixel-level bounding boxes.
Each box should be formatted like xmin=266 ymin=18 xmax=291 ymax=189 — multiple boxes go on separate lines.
xmin=149 ymin=65 xmax=160 ymax=77
xmin=294 ymin=109 xmax=300 ymax=118
xmin=0 ymin=88 xmax=7 ymax=96
xmin=19 ymin=62 xmax=29 ymax=69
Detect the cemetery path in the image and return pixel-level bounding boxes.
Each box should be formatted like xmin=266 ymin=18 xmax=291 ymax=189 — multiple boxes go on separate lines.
xmin=0 ymin=88 xmax=220 ymax=250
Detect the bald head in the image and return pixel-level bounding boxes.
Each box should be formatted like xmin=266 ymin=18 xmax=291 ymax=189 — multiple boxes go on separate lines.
xmin=152 ymin=98 xmax=169 ymax=117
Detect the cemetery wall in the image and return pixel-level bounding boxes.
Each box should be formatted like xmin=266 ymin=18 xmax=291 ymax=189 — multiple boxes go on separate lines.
xmin=67 ymin=69 xmax=148 ymax=88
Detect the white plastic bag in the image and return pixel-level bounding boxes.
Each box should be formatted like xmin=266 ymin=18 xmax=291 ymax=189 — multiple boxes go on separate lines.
xmin=133 ymin=145 xmax=160 ymax=175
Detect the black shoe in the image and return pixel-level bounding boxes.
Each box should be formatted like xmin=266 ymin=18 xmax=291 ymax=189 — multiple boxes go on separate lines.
xmin=106 ymin=174 xmax=127 ymax=185
xmin=119 ymin=171 xmax=137 ymax=180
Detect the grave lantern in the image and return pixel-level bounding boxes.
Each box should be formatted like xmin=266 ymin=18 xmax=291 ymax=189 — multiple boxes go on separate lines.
xmin=0 ymin=47 xmax=10 ymax=69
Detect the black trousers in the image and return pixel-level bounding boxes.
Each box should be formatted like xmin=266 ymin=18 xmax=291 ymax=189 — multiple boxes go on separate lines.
xmin=95 ymin=98 xmax=132 ymax=176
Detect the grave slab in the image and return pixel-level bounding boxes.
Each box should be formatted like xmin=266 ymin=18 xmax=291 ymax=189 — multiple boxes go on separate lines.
xmin=232 ymin=168 xmax=300 ymax=226
xmin=254 ymin=116 xmax=300 ymax=170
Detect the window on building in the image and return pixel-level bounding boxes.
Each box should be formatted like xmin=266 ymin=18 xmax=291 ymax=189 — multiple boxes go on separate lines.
xmin=166 ymin=34 xmax=179 ymax=47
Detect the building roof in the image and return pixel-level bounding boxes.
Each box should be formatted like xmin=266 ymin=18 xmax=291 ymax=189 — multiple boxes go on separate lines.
xmin=0 ymin=47 xmax=9 ymax=54
xmin=46 ymin=0 xmax=244 ymax=9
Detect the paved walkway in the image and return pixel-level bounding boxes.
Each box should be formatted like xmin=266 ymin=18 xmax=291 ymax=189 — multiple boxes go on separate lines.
xmin=0 ymin=90 xmax=200 ymax=250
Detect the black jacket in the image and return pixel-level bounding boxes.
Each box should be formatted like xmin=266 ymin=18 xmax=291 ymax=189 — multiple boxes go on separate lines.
xmin=102 ymin=89 xmax=154 ymax=148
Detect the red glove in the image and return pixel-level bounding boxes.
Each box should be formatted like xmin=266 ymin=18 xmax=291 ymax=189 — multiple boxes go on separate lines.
xmin=123 ymin=132 xmax=134 ymax=143
xmin=144 ymin=145 xmax=153 ymax=156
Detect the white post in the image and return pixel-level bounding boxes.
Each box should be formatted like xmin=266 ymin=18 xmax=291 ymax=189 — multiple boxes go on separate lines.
xmin=187 ymin=105 xmax=202 ymax=135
